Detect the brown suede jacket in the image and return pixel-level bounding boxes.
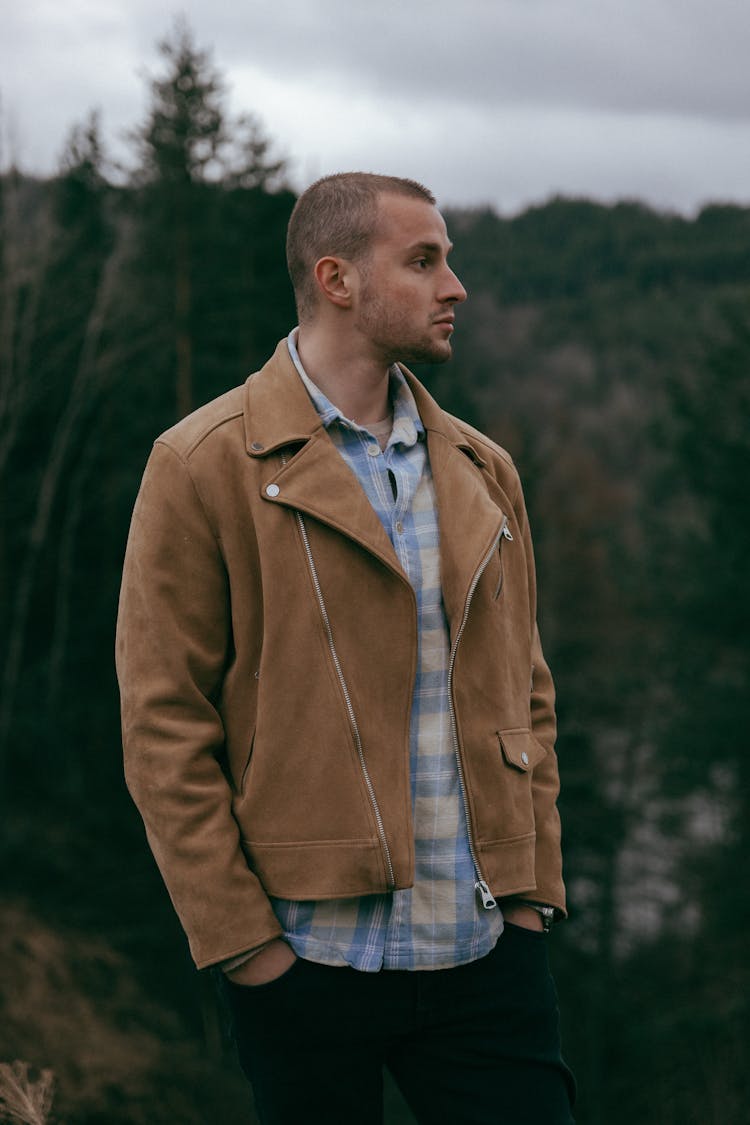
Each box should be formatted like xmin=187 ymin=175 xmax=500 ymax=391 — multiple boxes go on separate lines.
xmin=116 ymin=340 xmax=566 ymax=969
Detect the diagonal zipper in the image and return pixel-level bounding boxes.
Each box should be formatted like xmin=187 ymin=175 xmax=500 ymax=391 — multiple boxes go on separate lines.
xmin=447 ymin=518 xmax=509 ymax=910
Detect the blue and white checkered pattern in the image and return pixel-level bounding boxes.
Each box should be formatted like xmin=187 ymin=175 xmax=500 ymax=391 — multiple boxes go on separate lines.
xmin=268 ymin=331 xmax=503 ymax=970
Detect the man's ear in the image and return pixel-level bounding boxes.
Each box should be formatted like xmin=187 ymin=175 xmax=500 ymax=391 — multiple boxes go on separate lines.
xmin=313 ymin=256 xmax=357 ymax=309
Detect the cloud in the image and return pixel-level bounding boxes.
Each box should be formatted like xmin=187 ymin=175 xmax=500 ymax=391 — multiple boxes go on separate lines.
xmin=229 ymin=52 xmax=750 ymax=214
xmin=3 ymin=0 xmax=750 ymax=214
xmin=164 ymin=0 xmax=750 ymax=122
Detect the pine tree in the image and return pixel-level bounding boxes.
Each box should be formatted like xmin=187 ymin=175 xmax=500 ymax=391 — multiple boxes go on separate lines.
xmin=131 ymin=20 xmax=226 ymax=418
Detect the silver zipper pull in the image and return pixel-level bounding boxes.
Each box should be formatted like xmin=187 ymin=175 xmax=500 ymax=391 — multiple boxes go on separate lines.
xmin=475 ymin=880 xmax=497 ymax=909
xmin=502 ymin=523 xmax=514 ymax=541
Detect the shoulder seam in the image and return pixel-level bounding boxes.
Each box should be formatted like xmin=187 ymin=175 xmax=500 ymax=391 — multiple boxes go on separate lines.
xmin=157 ymin=407 xmax=244 ymax=462
xmin=149 ymin=433 xmax=222 ymax=544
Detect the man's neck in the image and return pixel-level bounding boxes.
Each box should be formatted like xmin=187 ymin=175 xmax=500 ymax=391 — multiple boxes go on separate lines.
xmin=296 ymin=326 xmax=392 ymax=426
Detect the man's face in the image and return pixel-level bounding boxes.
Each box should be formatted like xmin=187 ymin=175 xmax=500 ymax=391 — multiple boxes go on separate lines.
xmin=353 ymin=193 xmax=467 ymax=366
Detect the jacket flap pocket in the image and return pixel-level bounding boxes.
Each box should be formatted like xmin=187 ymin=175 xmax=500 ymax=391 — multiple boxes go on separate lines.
xmin=497 ymin=729 xmax=547 ymax=773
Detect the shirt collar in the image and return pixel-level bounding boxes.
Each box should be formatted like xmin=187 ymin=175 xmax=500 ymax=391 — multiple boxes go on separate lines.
xmin=287 ymin=328 xmax=424 ymax=449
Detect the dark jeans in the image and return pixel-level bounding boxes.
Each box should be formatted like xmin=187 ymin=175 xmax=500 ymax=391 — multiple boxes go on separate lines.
xmin=224 ymin=922 xmax=576 ymax=1125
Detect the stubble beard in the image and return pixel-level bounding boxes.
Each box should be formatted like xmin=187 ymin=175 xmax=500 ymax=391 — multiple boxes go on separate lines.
xmin=356 ymin=289 xmax=453 ymax=367
xmin=397 ymin=335 xmax=453 ymax=366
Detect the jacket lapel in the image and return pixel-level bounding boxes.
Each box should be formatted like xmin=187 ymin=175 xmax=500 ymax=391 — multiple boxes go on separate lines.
xmin=406 ymin=373 xmax=507 ymax=640
xmin=243 ymin=341 xmax=404 ymax=576
xmin=427 ymin=431 xmax=505 ymax=639
xmin=270 ymin=435 xmax=402 ymax=573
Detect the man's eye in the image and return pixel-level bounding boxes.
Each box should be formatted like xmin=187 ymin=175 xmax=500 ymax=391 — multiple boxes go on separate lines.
xmin=414 ymin=258 xmax=428 ymax=269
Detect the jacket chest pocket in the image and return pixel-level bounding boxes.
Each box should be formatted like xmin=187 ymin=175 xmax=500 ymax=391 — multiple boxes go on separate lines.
xmin=492 ymin=518 xmax=514 ymax=600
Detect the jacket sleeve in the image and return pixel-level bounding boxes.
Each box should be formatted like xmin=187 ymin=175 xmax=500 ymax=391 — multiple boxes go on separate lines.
xmin=116 ymin=441 xmax=283 ymax=968
xmin=512 ymin=472 xmax=566 ymax=917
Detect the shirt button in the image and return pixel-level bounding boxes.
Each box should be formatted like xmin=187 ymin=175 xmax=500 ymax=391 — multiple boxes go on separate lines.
xmin=266 ymin=484 xmax=280 ymax=498
xmin=395 ymin=521 xmax=404 ymax=534
xmin=521 ymin=751 xmax=529 ymax=766
xmin=367 ymin=444 xmax=380 ymax=457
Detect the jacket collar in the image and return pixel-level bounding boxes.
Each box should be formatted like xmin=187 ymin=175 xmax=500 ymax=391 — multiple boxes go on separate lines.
xmin=242 ymin=339 xmax=325 ymax=455
xmin=242 ymin=338 xmax=488 ymax=469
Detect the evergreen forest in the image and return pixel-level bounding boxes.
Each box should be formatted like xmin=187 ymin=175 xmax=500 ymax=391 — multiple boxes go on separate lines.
xmin=1 ymin=24 xmax=748 ymax=1125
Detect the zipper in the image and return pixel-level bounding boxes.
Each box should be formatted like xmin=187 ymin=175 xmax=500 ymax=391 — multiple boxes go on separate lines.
xmin=293 ymin=508 xmax=396 ymax=889
xmin=448 ymin=522 xmax=508 ymax=910
xmin=493 ymin=515 xmax=514 ymax=599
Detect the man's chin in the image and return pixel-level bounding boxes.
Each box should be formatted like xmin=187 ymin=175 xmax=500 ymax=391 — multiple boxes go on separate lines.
xmin=400 ymin=341 xmax=453 ymax=366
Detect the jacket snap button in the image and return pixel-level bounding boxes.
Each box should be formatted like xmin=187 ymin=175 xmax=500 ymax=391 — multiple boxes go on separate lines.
xmin=251 ymin=441 xmax=264 ymax=451
xmin=521 ymin=751 xmax=529 ymax=766
xmin=266 ymin=483 xmax=280 ymax=498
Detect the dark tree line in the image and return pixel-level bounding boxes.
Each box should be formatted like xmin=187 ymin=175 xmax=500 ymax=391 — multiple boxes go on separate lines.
xmin=1 ymin=22 xmax=748 ymax=1125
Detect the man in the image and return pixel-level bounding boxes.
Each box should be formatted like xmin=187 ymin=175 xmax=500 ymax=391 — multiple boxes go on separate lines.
xmin=117 ymin=172 xmax=575 ymax=1124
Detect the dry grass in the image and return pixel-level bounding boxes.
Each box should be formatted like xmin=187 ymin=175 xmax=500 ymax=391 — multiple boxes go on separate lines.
xmin=0 ymin=1060 xmax=54 ymax=1125
xmin=0 ymin=901 xmax=252 ymax=1123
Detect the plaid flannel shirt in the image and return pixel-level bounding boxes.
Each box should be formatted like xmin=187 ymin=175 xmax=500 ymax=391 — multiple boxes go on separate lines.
xmin=268 ymin=330 xmax=503 ymax=970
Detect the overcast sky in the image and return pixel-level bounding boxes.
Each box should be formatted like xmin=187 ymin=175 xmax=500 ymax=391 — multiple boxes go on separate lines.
xmin=3 ymin=0 xmax=750 ymax=215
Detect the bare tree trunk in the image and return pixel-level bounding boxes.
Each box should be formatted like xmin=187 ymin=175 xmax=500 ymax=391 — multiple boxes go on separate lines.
xmin=46 ymin=423 xmax=103 ymax=794
xmin=174 ymin=222 xmax=192 ymax=419
xmin=585 ymin=805 xmax=620 ymax=1124
xmin=0 ymin=177 xmax=56 ymax=482
xmin=0 ymin=216 xmax=131 ymax=790
xmin=585 ymin=721 xmax=660 ymax=1123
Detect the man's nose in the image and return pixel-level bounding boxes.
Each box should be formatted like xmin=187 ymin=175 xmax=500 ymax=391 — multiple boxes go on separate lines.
xmin=441 ymin=266 xmax=467 ymax=304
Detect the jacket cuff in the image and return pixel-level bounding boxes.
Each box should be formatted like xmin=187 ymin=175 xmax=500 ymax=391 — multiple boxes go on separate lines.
xmin=220 ymin=942 xmax=275 ymax=974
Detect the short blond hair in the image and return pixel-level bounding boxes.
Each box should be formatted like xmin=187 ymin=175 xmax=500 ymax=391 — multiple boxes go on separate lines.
xmin=286 ymin=172 xmax=435 ymax=321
